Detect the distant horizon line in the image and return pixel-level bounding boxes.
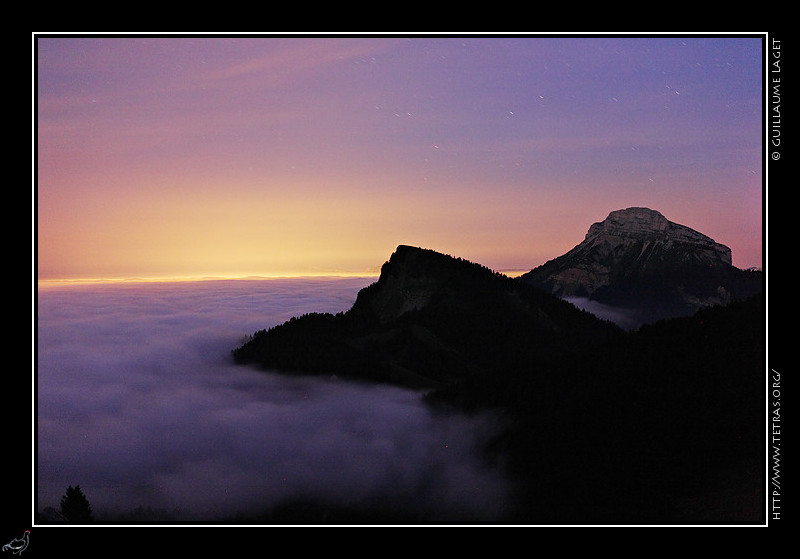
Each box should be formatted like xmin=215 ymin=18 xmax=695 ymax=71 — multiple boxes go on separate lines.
xmin=36 ymin=267 xmax=534 ymax=288
xmin=35 ymin=272 xmax=380 ymax=288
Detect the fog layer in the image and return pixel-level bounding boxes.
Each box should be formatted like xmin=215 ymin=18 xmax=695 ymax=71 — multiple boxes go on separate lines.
xmin=564 ymin=297 xmax=645 ymax=330
xmin=36 ymin=278 xmax=511 ymax=522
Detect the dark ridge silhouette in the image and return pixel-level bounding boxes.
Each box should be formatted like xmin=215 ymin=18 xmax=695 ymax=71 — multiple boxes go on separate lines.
xmin=233 ymin=245 xmax=622 ymax=389
xmin=429 ymin=294 xmax=765 ymax=523
xmin=232 ymin=244 xmax=765 ymax=523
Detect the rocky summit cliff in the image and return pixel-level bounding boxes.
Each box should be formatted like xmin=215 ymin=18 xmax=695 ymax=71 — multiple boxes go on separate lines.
xmin=519 ymin=207 xmax=762 ymax=326
xmin=233 ymin=245 xmax=621 ymax=389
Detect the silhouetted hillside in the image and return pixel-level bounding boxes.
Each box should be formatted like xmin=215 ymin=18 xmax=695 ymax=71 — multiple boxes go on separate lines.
xmin=232 ymin=245 xmax=765 ymax=523
xmin=233 ymin=245 xmax=622 ymax=389
xmin=429 ymin=294 xmax=765 ymax=523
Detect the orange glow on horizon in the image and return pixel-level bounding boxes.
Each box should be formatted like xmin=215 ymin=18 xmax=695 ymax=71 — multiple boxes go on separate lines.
xmin=35 ymin=270 xmax=382 ymax=290
xmin=36 ymin=267 xmax=531 ymax=291
xmin=35 ymin=168 xmax=581 ymax=286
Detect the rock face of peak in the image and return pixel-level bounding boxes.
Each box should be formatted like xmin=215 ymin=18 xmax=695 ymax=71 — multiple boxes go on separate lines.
xmin=233 ymin=245 xmax=621 ymax=388
xmin=349 ymin=245 xmax=513 ymax=322
xmin=519 ymin=208 xmax=762 ymax=326
xmin=349 ymin=245 xmax=456 ymax=321
xmin=583 ymin=207 xmax=732 ymax=266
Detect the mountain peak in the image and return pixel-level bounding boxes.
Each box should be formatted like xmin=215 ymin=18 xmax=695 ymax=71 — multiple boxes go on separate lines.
xmin=586 ymin=207 xmax=669 ymax=238
xmin=233 ymin=244 xmax=621 ymax=388
xmin=354 ymin=245 xmax=508 ymax=322
xmin=585 ymin=207 xmax=730 ymax=262
xmin=519 ymin=207 xmax=761 ymax=325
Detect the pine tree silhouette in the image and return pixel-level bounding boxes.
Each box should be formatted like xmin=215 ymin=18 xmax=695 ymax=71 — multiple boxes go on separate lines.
xmin=60 ymin=485 xmax=94 ymax=523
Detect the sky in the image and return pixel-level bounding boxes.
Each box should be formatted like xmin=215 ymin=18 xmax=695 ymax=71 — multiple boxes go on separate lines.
xmin=35 ymin=33 xmax=765 ymax=282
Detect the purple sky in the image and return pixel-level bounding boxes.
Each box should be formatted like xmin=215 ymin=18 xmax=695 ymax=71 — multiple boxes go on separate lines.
xmin=36 ymin=34 xmax=764 ymax=281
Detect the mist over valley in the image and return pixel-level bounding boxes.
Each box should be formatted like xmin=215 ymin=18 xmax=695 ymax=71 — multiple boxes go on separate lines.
xmin=37 ymin=278 xmax=513 ymax=523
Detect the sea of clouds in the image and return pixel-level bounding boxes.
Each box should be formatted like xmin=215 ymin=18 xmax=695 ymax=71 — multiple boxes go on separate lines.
xmin=36 ymin=278 xmax=512 ymax=523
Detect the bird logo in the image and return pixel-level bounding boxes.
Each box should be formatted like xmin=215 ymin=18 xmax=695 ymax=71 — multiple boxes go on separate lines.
xmin=2 ymin=531 xmax=29 ymax=555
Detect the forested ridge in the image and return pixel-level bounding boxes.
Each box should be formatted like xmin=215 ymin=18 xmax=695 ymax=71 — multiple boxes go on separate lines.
xmin=232 ymin=246 xmax=622 ymax=388
xmin=429 ymin=294 xmax=765 ymax=523
xmin=231 ymin=246 xmax=765 ymax=523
